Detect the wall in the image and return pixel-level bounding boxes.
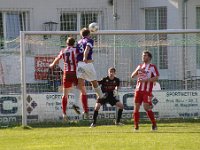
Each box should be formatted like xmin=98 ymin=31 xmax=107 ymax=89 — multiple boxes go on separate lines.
xmin=0 ymin=0 xmax=133 ymax=30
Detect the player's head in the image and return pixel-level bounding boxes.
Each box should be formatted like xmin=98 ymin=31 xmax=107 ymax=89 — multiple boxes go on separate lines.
xmin=142 ymin=50 xmax=152 ymax=63
xmin=66 ymin=37 xmax=75 ymax=46
xmin=108 ymin=67 xmax=116 ymax=78
xmin=80 ymin=28 xmax=90 ymax=37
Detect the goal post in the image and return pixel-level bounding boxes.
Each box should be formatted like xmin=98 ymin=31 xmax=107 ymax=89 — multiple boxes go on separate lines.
xmin=17 ymin=29 xmax=200 ymax=126
xmin=20 ymin=31 xmax=27 ymax=126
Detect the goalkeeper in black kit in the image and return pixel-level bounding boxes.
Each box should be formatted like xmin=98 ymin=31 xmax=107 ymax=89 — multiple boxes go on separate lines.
xmin=90 ymin=67 xmax=124 ymax=127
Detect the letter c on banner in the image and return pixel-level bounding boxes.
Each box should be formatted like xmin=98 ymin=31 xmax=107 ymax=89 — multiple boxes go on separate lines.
xmin=123 ymin=93 xmax=134 ymax=110
xmin=0 ymin=97 xmax=18 ymax=114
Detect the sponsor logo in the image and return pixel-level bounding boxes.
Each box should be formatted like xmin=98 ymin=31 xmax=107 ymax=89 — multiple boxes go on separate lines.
xmin=0 ymin=116 xmax=17 ymax=123
xmin=166 ymin=91 xmax=198 ymax=97
xmin=26 ymin=95 xmax=37 ymax=114
xmin=0 ymin=96 xmax=18 ymax=114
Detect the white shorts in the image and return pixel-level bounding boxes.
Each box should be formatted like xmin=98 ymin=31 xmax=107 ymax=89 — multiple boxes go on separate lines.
xmin=76 ymin=62 xmax=97 ymax=81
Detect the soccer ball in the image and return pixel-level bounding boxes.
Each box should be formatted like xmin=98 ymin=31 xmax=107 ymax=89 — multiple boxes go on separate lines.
xmin=88 ymin=22 xmax=99 ymax=32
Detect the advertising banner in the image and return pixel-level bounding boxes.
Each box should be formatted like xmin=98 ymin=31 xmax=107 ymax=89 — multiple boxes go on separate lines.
xmin=34 ymin=56 xmax=55 ymax=80
xmin=154 ymin=91 xmax=200 ymax=118
xmin=0 ymin=91 xmax=200 ymax=124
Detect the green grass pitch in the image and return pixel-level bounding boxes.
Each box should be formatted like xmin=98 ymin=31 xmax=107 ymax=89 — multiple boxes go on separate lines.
xmin=0 ymin=123 xmax=200 ymax=150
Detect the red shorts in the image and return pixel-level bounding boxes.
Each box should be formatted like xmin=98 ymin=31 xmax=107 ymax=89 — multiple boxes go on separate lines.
xmin=63 ymin=71 xmax=78 ymax=88
xmin=134 ymin=91 xmax=152 ymax=105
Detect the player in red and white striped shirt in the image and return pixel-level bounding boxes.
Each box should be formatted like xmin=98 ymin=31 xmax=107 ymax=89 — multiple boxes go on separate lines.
xmin=49 ymin=37 xmax=88 ymax=121
xmin=58 ymin=47 xmax=76 ymax=72
xmin=131 ymin=51 xmax=159 ymax=131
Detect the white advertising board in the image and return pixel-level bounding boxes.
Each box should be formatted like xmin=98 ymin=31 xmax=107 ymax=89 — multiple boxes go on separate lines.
xmin=0 ymin=91 xmax=200 ymax=124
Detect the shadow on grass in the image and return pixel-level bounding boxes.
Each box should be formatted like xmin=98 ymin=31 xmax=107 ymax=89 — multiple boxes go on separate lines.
xmin=1 ymin=118 xmax=200 ymax=129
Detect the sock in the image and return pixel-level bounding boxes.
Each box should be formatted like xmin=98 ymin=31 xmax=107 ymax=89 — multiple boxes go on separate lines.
xmin=94 ymin=86 xmax=104 ymax=98
xmin=148 ymin=95 xmax=153 ymax=106
xmin=134 ymin=111 xmax=139 ymax=128
xmin=93 ymin=110 xmax=98 ymax=124
xmin=62 ymin=96 xmax=68 ymax=115
xmin=147 ymin=110 xmax=156 ymax=126
xmin=81 ymin=94 xmax=88 ymax=113
xmin=117 ymin=109 xmax=123 ymax=123
xmin=148 ymin=101 xmax=153 ymax=107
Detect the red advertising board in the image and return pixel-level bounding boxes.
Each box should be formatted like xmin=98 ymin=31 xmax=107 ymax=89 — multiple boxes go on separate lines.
xmin=34 ymin=56 xmax=55 ymax=80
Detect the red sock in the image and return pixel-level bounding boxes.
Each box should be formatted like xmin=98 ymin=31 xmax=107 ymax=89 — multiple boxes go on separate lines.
xmin=81 ymin=94 xmax=88 ymax=113
xmin=148 ymin=101 xmax=153 ymax=106
xmin=148 ymin=95 xmax=153 ymax=106
xmin=134 ymin=111 xmax=139 ymax=128
xmin=62 ymin=96 xmax=68 ymax=115
xmin=147 ymin=110 xmax=156 ymax=125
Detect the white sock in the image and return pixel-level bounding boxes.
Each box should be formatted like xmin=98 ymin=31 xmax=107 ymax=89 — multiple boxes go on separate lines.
xmin=94 ymin=86 xmax=104 ymax=98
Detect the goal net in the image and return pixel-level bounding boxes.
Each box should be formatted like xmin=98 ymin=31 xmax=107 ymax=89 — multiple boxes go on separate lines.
xmin=1 ymin=30 xmax=200 ymax=126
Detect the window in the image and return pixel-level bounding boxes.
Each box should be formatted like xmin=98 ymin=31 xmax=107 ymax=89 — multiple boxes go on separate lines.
xmin=6 ymin=12 xmax=25 ymax=40
xmin=81 ymin=13 xmax=98 ymax=29
xmin=60 ymin=11 xmax=100 ymax=31
xmin=0 ymin=11 xmax=29 ymax=49
xmin=60 ymin=11 xmax=100 ymax=46
xmin=60 ymin=13 xmax=77 ymax=31
xmin=145 ymin=7 xmax=168 ymax=69
xmin=196 ymin=7 xmax=200 ymax=69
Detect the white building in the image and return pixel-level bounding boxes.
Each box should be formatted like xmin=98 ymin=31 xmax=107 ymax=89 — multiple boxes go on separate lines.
xmin=0 ymin=0 xmax=200 ymax=91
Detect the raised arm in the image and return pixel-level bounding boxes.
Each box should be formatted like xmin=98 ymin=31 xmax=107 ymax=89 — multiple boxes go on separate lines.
xmin=83 ymin=45 xmax=91 ymax=63
xmin=131 ymin=66 xmax=139 ymax=79
xmin=49 ymin=57 xmax=60 ymax=68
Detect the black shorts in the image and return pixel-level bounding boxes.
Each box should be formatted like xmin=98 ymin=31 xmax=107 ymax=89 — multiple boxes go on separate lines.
xmin=97 ymin=94 xmax=119 ymax=106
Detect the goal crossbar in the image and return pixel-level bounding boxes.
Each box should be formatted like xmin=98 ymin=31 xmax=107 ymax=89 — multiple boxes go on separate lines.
xmin=21 ymin=29 xmax=200 ymax=35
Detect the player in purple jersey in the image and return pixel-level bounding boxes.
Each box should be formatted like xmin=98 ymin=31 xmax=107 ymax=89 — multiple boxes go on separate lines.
xmin=76 ymin=28 xmax=105 ymax=117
